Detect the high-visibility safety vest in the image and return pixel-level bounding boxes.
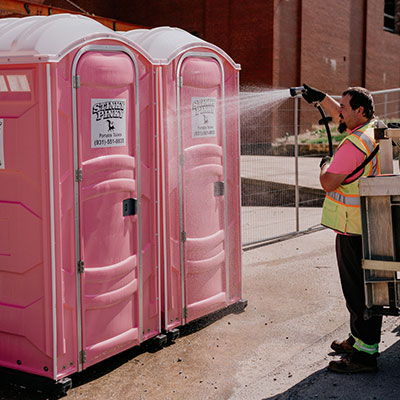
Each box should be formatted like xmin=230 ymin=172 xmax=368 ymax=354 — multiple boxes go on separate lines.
xmin=321 ymin=119 xmax=380 ymax=235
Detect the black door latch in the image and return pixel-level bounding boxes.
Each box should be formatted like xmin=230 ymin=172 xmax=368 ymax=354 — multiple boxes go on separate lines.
xmin=123 ymin=198 xmax=137 ymax=216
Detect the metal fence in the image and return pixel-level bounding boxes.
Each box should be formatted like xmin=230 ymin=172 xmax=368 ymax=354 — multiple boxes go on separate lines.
xmin=241 ymin=87 xmax=400 ymax=248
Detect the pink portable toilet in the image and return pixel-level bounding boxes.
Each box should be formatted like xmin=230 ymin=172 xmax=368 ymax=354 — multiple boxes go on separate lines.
xmin=122 ymin=28 xmax=245 ymax=333
xmin=0 ymin=14 xmax=160 ymax=391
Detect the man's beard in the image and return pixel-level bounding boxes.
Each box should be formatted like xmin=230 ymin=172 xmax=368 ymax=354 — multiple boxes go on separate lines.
xmin=338 ymin=122 xmax=347 ymax=133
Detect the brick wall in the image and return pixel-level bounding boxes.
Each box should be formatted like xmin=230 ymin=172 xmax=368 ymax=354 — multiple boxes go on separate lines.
xmin=366 ymin=1 xmax=400 ymax=90
xmin=44 ymin=0 xmax=400 ymax=90
xmin=41 ymin=0 xmax=111 ymax=17
xmin=41 ymin=0 xmax=400 ymax=143
xmin=113 ymin=0 xmax=275 ymax=86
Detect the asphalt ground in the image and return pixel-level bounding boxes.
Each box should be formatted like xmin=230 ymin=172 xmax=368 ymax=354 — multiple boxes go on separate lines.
xmin=1 ymin=228 xmax=400 ymax=400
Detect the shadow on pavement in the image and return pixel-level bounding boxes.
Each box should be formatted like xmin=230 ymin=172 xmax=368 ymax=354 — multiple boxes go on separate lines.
xmin=265 ymin=328 xmax=400 ymax=400
xmin=0 ymin=344 xmax=145 ymax=400
xmin=0 ymin=301 xmax=248 ymax=400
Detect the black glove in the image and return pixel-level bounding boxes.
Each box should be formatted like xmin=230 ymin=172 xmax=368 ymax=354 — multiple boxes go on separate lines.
xmin=319 ymin=155 xmax=331 ymax=169
xmin=302 ymin=83 xmax=326 ymax=104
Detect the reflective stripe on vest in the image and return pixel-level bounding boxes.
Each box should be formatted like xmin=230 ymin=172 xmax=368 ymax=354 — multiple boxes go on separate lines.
xmin=349 ymin=128 xmax=379 ymax=176
xmin=327 ymin=190 xmax=360 ymax=206
xmin=321 ymin=119 xmax=380 ymax=235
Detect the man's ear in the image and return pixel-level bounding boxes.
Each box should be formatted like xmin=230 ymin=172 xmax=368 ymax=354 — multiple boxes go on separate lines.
xmin=358 ymin=105 xmax=365 ymax=116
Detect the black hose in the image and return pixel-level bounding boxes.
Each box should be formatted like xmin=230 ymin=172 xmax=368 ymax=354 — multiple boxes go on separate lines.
xmin=315 ymin=104 xmax=333 ymax=157
xmin=288 ymin=86 xmax=333 ymax=156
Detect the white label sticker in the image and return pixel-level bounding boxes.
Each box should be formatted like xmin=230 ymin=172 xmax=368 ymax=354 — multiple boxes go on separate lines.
xmin=0 ymin=119 xmax=4 ymax=169
xmin=91 ymin=99 xmax=126 ymax=148
xmin=192 ymin=97 xmax=217 ymax=138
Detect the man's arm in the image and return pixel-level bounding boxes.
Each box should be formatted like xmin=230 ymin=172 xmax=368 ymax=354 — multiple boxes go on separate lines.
xmin=320 ymin=95 xmax=340 ymax=125
xmin=301 ymin=84 xmax=341 ymax=124
xmin=301 ymin=84 xmax=351 ymax=191
xmin=319 ymin=162 xmax=347 ymax=192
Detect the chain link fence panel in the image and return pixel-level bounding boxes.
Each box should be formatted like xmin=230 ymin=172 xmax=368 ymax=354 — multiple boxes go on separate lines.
xmin=241 ymin=88 xmax=400 ymax=248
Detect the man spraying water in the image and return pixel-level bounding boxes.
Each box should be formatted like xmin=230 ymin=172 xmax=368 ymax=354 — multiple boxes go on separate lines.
xmin=302 ymin=84 xmax=381 ymax=373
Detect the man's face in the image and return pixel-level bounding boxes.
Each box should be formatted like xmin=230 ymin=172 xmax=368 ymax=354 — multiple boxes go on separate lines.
xmin=338 ymin=94 xmax=363 ymax=133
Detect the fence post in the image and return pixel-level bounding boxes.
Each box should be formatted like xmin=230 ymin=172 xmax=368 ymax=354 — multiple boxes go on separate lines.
xmin=384 ymin=93 xmax=388 ymax=123
xmin=294 ymin=96 xmax=299 ymax=232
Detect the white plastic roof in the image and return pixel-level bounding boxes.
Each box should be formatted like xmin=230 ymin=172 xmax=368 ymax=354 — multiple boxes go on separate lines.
xmin=0 ymin=15 xmax=239 ymax=69
xmin=121 ymin=27 xmax=240 ymax=68
xmin=0 ymin=14 xmax=127 ymax=63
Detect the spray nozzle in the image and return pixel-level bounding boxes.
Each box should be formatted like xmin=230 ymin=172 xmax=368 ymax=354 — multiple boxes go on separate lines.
xmin=289 ymin=86 xmax=305 ymax=97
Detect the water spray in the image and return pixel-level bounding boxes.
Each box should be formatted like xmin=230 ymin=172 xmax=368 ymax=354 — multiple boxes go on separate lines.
xmin=290 ymin=86 xmax=333 ymax=157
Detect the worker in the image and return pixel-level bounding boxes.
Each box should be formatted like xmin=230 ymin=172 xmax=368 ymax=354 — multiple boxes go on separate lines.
xmin=302 ymin=84 xmax=381 ymax=373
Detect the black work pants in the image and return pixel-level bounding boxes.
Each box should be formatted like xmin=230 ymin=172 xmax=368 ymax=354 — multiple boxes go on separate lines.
xmin=336 ymin=233 xmax=382 ymax=345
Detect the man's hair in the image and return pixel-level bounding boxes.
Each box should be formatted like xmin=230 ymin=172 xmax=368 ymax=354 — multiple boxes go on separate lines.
xmin=342 ymin=87 xmax=375 ymax=119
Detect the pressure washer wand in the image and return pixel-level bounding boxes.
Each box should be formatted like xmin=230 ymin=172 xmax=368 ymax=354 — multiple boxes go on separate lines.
xmin=289 ymin=87 xmax=305 ymax=97
xmin=289 ymin=86 xmax=333 ymax=157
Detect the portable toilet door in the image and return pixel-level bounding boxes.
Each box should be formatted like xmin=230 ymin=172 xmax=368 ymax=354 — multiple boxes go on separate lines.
xmin=123 ymin=28 xmax=243 ymax=329
xmin=66 ymin=27 xmax=160 ymax=372
xmin=72 ymin=44 xmax=143 ymax=369
xmin=177 ymin=53 xmax=229 ymax=323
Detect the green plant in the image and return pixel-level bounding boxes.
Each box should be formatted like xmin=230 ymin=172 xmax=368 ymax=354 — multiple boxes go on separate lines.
xmin=333 ymin=133 xmax=347 ymax=142
xmin=310 ymin=138 xmax=326 ymax=144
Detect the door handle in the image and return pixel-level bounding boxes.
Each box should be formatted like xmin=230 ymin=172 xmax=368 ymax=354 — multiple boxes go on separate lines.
xmin=123 ymin=198 xmax=137 ymax=216
xmin=214 ymin=181 xmax=224 ymax=197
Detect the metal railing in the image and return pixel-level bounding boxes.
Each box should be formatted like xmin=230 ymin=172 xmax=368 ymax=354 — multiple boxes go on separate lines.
xmin=241 ymin=87 xmax=400 ymax=249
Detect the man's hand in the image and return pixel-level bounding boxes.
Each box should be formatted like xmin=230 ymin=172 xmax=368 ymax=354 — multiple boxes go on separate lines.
xmin=319 ymin=155 xmax=331 ymax=169
xmin=302 ymin=83 xmax=326 ymax=104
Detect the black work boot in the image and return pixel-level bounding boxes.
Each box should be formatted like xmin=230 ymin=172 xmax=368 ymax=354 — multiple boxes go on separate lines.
xmin=328 ymin=349 xmax=378 ymax=374
xmin=330 ymin=335 xmax=355 ymax=354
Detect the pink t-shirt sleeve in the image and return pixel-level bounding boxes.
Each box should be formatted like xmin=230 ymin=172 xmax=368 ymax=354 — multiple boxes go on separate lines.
xmin=327 ymin=140 xmax=365 ymax=182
